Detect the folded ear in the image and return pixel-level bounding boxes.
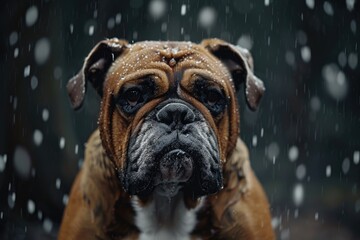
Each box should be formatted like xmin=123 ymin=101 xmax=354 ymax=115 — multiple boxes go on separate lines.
xmin=66 ymin=38 xmax=128 ymax=110
xmin=201 ymin=38 xmax=265 ymax=111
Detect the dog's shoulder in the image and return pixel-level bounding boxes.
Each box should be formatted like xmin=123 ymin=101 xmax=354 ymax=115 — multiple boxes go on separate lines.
xmin=208 ymin=138 xmax=274 ymax=239
xmin=60 ymin=130 xmax=139 ymax=239
xmin=209 ymin=138 xmax=251 ymax=221
xmin=82 ymin=129 xmax=116 ymax=184
xmin=81 ymin=130 xmax=124 ymax=226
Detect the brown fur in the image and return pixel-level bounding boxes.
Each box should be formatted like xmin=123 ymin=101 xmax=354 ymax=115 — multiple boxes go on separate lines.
xmin=59 ymin=39 xmax=274 ymax=239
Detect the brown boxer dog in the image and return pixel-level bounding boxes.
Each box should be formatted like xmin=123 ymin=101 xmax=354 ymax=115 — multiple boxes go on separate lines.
xmin=59 ymin=38 xmax=275 ymax=240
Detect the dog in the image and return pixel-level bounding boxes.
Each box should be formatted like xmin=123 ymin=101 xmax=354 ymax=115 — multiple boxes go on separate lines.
xmin=59 ymin=38 xmax=275 ymax=240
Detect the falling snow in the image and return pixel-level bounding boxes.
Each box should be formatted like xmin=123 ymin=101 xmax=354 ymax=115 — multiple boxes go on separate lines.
xmin=14 ymin=48 xmax=19 ymax=58
xmin=252 ymin=135 xmax=258 ymax=147
xmin=322 ymin=64 xmax=348 ymax=101
xmin=84 ymin=20 xmax=96 ymax=36
xmin=27 ymin=199 xmax=36 ymax=214
xmin=69 ymin=23 xmax=74 ymax=34
xmin=280 ymin=229 xmax=290 ymax=240
xmin=8 ymin=192 xmax=16 ymax=209
xmin=31 ymin=76 xmax=38 ymax=90
xmin=346 ymin=0 xmax=356 ymax=11
xmin=237 ymin=34 xmax=253 ymax=50
xmin=115 ymin=13 xmax=121 ymax=24
xmin=37 ymin=211 xmax=43 ymax=220
xmin=43 ymin=218 xmax=53 ymax=233
xmin=267 ymin=142 xmax=280 ymax=161
xmin=12 ymin=96 xmax=17 ymax=110
xmin=54 ymin=67 xmax=63 ymax=79
xmin=326 ymin=165 xmax=332 ymax=177
xmin=149 ymin=0 xmax=167 ymax=20
xmin=62 ymin=194 xmax=69 ymax=205
xmin=9 ymin=31 xmax=18 ymax=46
xmin=161 ymin=22 xmax=167 ymax=32
xmin=59 ymin=137 xmax=65 ymax=149
xmin=301 ymin=46 xmax=311 ymax=62
xmin=310 ymin=96 xmax=321 ymax=112
xmin=288 ymin=146 xmax=299 ymax=162
xmin=323 ymin=2 xmax=334 ymax=16
xmin=293 ymin=183 xmax=305 ymax=206
xmin=338 ymin=51 xmax=347 ymax=67
xmin=296 ymin=30 xmax=307 ymax=45
xmin=181 ymin=4 xmax=187 ymax=16
xmin=348 ymin=53 xmax=358 ymax=69
xmin=305 ymin=0 xmax=315 ymax=9
xmin=271 ymin=217 xmax=280 ymax=229
xmin=107 ymin=18 xmax=115 ymax=29
xmin=354 ymin=151 xmax=360 ymax=164
xmin=198 ymin=7 xmax=217 ymax=29
xmin=296 ymin=164 xmax=306 ymax=180
xmin=294 ymin=209 xmax=299 ymax=219
xmin=0 ymin=154 xmax=7 ymax=172
xmin=88 ymin=25 xmax=95 ymax=36
xmin=56 ymin=178 xmax=61 ymax=189
xmin=33 ymin=129 xmax=43 ymax=146
xmin=342 ymin=158 xmax=350 ymax=174
xmin=34 ymin=38 xmax=51 ymax=65
xmin=285 ymin=51 xmax=295 ymax=66
xmin=350 ymin=20 xmax=356 ymax=34
xmin=42 ymin=108 xmax=49 ymax=121
xmin=13 ymin=146 xmax=32 ymax=179
xmin=356 ymin=199 xmax=360 ymax=213
xmin=24 ymin=65 xmax=31 ymax=77
xmin=25 ymin=6 xmax=38 ymax=27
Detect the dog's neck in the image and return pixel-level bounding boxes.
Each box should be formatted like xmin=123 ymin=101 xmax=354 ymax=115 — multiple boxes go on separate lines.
xmin=131 ymin=192 xmax=204 ymax=240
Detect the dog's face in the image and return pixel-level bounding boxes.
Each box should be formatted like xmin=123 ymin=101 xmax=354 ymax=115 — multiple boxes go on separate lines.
xmin=67 ymin=39 xmax=264 ymax=199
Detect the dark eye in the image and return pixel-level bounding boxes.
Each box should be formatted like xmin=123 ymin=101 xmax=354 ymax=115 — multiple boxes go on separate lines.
xmin=193 ymin=79 xmax=227 ymax=116
xmin=124 ymin=88 xmax=142 ymax=106
xmin=116 ymin=78 xmax=155 ymax=114
xmin=205 ymin=89 xmax=222 ymax=106
xmin=118 ymin=86 xmax=145 ymax=114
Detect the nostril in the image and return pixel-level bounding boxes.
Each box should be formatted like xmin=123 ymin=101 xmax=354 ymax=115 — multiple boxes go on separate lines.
xmin=157 ymin=109 xmax=173 ymax=125
xmin=182 ymin=109 xmax=195 ymax=124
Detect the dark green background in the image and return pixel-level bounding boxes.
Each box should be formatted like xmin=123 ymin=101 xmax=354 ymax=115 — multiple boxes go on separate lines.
xmin=1 ymin=0 xmax=360 ymax=239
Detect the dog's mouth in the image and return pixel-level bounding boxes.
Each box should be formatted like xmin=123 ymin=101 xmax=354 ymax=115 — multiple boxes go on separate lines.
xmin=123 ymin=131 xmax=222 ymax=198
xmin=153 ymin=149 xmax=193 ymax=197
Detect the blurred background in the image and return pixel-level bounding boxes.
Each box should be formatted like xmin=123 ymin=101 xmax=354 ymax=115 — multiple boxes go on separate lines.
xmin=1 ymin=0 xmax=360 ymax=239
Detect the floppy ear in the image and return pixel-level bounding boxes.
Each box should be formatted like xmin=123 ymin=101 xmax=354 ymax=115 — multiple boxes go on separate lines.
xmin=66 ymin=38 xmax=128 ymax=109
xmin=201 ymin=38 xmax=265 ymax=111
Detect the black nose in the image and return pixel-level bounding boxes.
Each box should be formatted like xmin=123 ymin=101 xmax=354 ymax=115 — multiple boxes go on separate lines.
xmin=156 ymin=103 xmax=195 ymax=128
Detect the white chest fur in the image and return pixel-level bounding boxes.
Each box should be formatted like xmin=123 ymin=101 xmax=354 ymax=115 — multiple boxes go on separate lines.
xmin=131 ymin=194 xmax=204 ymax=240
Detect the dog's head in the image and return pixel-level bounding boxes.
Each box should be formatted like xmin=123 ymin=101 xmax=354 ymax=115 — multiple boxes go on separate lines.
xmin=67 ymin=38 xmax=264 ymax=199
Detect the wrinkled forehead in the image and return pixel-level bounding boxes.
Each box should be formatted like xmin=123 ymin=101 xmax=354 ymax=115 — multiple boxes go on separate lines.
xmin=129 ymin=41 xmax=205 ymax=59
xmin=110 ymin=41 xmax=232 ymax=83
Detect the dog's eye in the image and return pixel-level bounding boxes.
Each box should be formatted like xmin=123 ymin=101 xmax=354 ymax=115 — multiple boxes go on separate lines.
xmin=117 ymin=78 xmax=155 ymax=114
xmin=202 ymin=88 xmax=226 ymax=115
xmin=118 ymin=86 xmax=146 ymax=114
xmin=194 ymin=79 xmax=227 ymax=116
xmin=205 ymin=88 xmax=222 ymax=106
xmin=124 ymin=88 xmax=142 ymax=106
